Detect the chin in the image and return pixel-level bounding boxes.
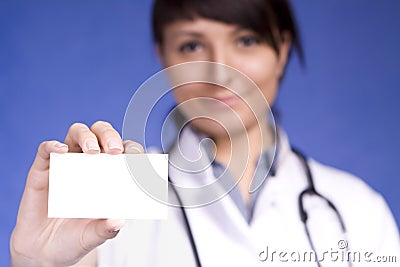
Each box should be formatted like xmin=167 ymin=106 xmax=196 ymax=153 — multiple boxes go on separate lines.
xmin=190 ymin=116 xmax=255 ymax=139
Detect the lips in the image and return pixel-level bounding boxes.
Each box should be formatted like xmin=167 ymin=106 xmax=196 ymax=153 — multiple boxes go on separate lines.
xmin=214 ymin=94 xmax=241 ymax=107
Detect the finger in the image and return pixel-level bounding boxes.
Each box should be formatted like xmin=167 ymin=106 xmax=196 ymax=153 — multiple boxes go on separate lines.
xmin=90 ymin=121 xmax=123 ymax=154
xmin=123 ymin=140 xmax=144 ymax=154
xmin=64 ymin=123 xmax=100 ymax=154
xmin=17 ymin=141 xmax=68 ymax=226
xmin=80 ymin=219 xmax=126 ymax=252
xmin=28 ymin=141 xmax=69 ymax=190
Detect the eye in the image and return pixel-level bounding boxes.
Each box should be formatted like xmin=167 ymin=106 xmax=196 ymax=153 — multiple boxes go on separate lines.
xmin=237 ymin=35 xmax=260 ymax=47
xmin=179 ymin=41 xmax=203 ymax=53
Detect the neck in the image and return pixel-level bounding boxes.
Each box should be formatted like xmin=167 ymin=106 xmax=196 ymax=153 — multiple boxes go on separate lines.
xmin=213 ymin=118 xmax=274 ymax=203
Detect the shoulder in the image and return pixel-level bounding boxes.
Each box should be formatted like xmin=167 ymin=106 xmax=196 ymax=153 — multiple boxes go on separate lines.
xmin=308 ymin=158 xmax=388 ymax=217
xmin=308 ymin=159 xmax=378 ymax=201
xmin=308 ymin=159 xmax=399 ymax=251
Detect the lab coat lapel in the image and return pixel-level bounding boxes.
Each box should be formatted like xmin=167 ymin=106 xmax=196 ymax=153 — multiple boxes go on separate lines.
xmin=168 ymin=126 xmax=261 ymax=265
xmin=250 ymin=130 xmax=310 ymax=253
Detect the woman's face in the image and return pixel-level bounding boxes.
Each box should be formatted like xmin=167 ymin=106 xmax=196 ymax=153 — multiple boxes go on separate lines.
xmin=158 ymin=18 xmax=290 ymax=138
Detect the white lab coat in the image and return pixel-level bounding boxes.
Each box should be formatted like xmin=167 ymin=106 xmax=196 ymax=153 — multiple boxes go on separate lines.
xmin=98 ymin=127 xmax=400 ymax=266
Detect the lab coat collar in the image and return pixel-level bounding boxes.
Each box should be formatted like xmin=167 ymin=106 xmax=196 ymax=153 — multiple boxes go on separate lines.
xmin=167 ymin=125 xmax=297 ymax=207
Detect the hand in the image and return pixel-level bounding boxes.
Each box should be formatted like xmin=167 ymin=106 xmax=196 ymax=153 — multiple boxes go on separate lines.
xmin=10 ymin=121 xmax=144 ymax=267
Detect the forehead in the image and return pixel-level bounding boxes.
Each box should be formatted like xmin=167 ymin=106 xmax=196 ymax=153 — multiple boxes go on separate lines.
xmin=162 ymin=18 xmax=247 ymax=37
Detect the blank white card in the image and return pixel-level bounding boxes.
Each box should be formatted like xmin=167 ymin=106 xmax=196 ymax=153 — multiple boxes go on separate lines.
xmin=48 ymin=153 xmax=168 ymax=219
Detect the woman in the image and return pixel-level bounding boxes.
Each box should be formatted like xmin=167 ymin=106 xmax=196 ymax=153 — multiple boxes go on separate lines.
xmin=10 ymin=0 xmax=399 ymax=266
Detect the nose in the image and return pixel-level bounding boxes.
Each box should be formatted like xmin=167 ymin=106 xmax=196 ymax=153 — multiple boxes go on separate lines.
xmin=210 ymin=44 xmax=229 ymax=65
xmin=208 ymin=47 xmax=232 ymax=86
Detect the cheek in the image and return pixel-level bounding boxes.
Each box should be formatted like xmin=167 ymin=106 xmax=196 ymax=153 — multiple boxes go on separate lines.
xmin=234 ymin=51 xmax=280 ymax=105
xmin=172 ymin=84 xmax=206 ymax=103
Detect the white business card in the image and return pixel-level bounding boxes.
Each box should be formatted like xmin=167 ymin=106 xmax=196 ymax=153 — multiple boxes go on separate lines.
xmin=48 ymin=153 xmax=168 ymax=219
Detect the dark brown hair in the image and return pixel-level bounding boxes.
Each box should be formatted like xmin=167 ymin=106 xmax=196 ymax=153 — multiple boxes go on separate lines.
xmin=151 ymin=0 xmax=304 ymax=61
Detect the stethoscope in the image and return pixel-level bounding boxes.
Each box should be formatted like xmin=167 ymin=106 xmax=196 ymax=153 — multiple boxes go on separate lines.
xmin=169 ymin=147 xmax=351 ymax=267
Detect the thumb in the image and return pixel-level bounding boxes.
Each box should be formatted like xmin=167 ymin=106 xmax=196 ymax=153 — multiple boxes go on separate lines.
xmin=80 ymin=219 xmax=126 ymax=252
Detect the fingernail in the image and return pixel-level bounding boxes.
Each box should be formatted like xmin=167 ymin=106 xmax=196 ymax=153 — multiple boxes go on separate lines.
xmin=108 ymin=229 xmax=120 ymax=234
xmin=108 ymin=139 xmax=123 ymax=152
xmin=85 ymin=139 xmax=100 ymax=152
xmin=127 ymin=145 xmax=143 ymax=154
xmin=55 ymin=142 xmax=68 ymax=149
xmin=107 ymin=219 xmax=126 ymax=234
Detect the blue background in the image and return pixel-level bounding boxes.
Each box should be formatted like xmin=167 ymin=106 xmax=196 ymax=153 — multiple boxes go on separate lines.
xmin=1 ymin=0 xmax=399 ymax=265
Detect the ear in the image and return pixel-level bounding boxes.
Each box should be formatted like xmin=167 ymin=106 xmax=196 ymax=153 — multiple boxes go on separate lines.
xmin=276 ymin=31 xmax=292 ymax=78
